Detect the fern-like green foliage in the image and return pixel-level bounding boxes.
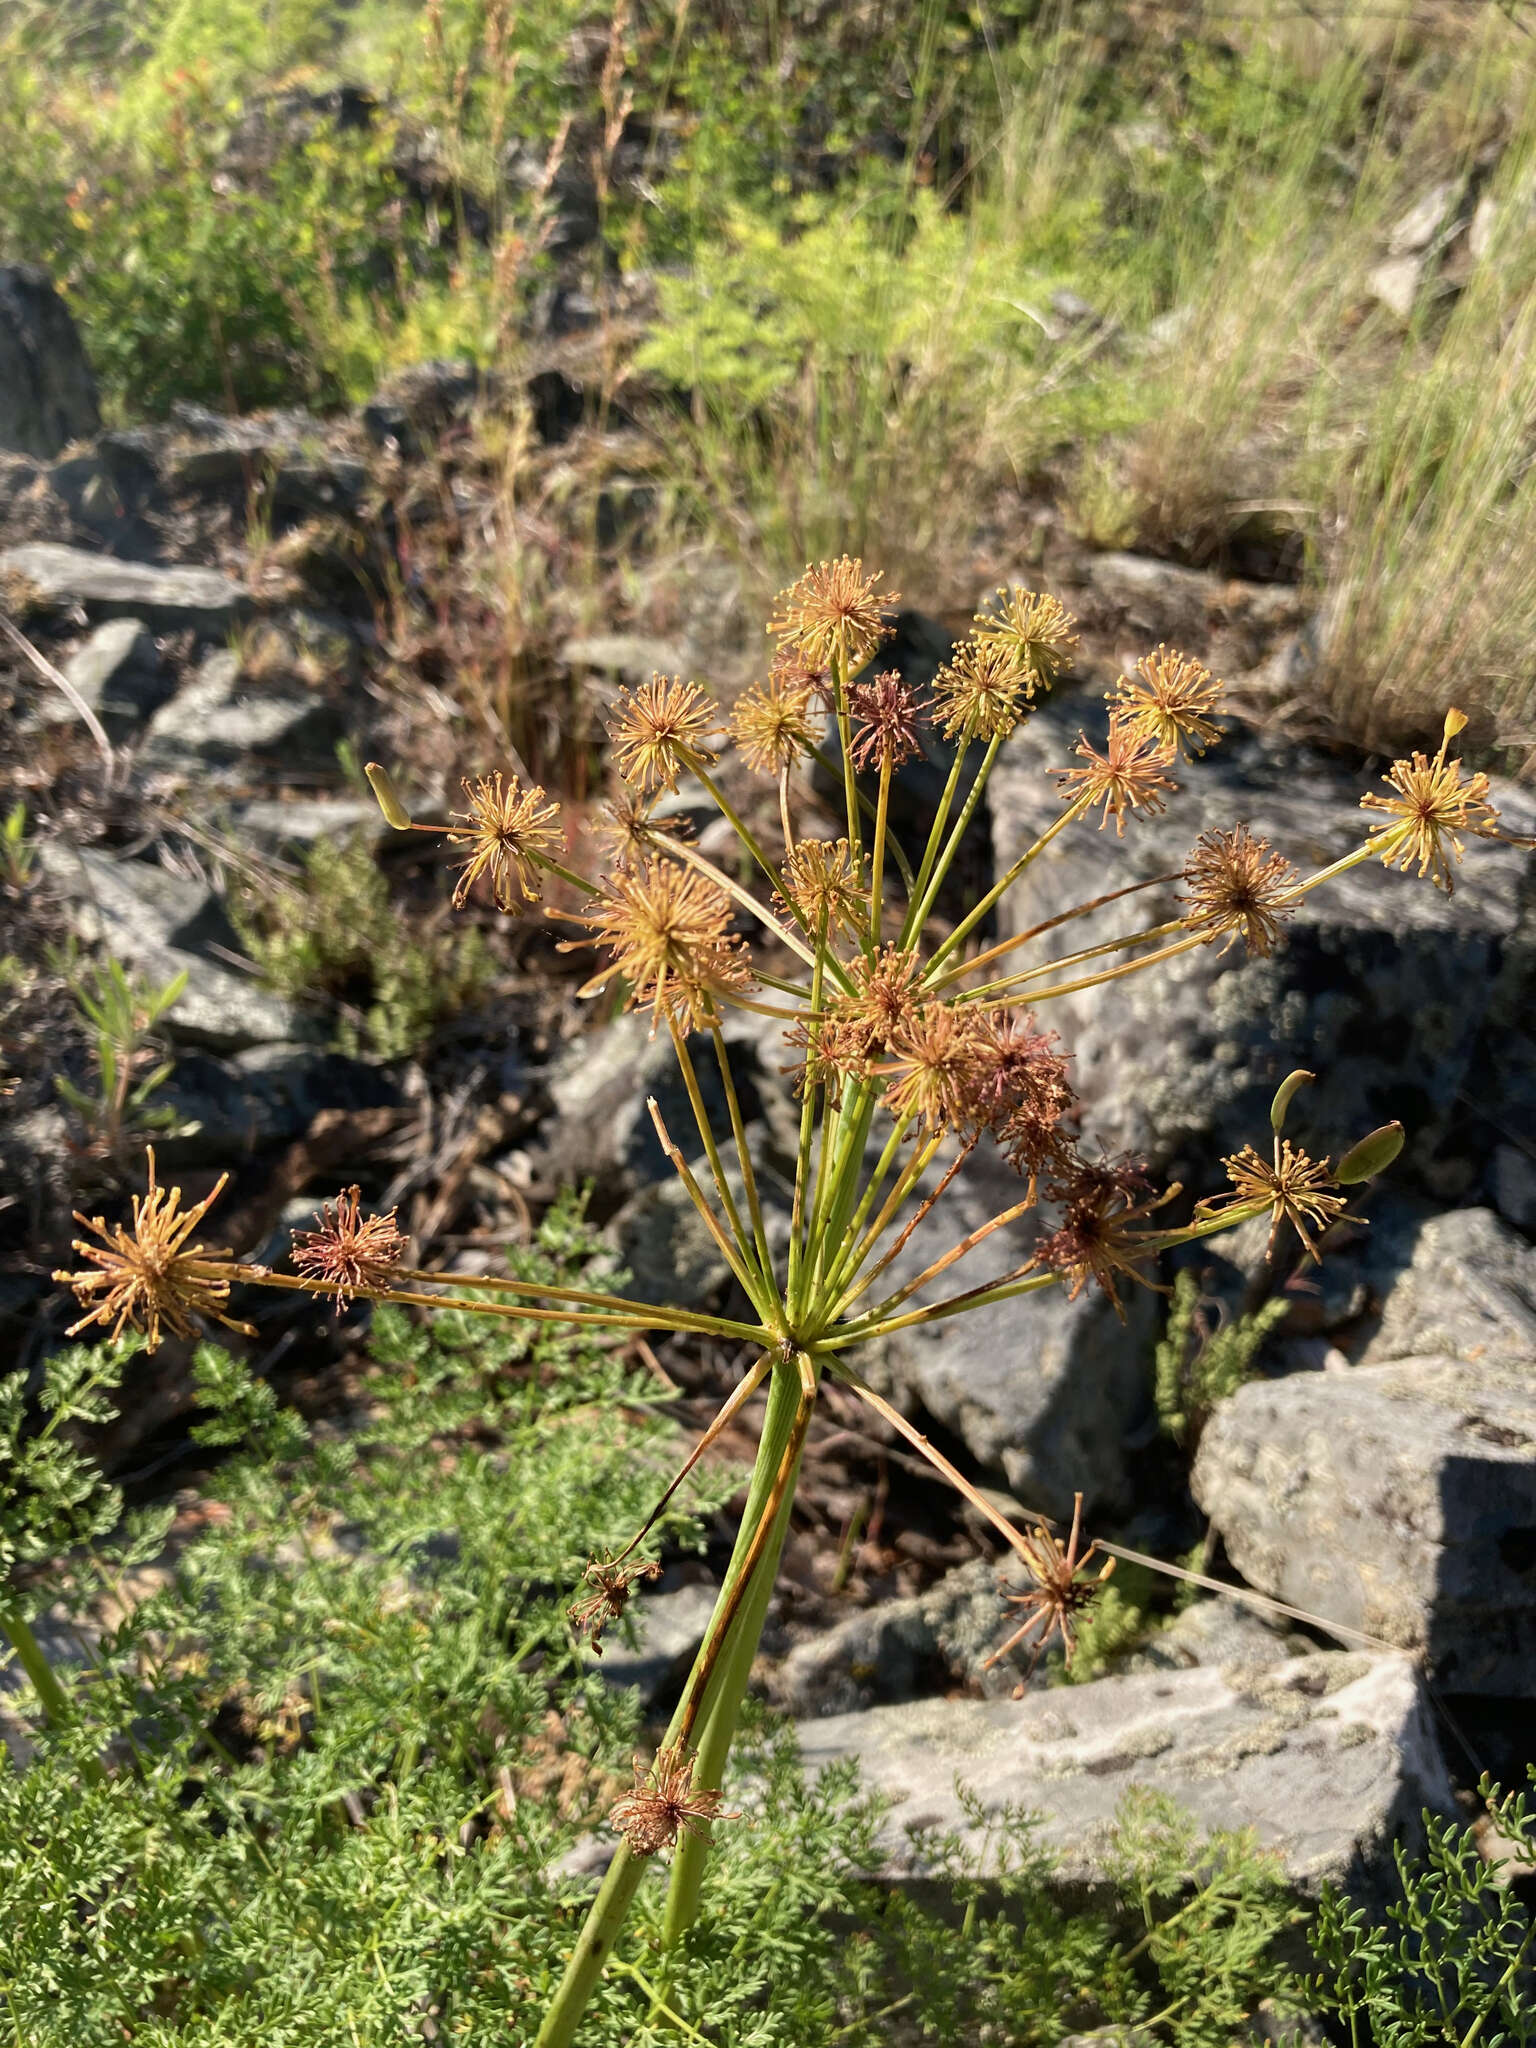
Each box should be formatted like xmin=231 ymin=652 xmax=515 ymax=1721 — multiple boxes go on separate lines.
xmin=231 ymin=831 xmax=491 ymax=1059
xmin=1310 ymin=1774 xmax=1536 ymax=2044
xmin=1154 ymin=1269 xmax=1288 ymax=1449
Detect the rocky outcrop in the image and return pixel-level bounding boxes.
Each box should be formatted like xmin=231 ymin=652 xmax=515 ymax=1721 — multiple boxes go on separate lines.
xmin=0 ymin=267 xmax=100 ymax=460
xmin=794 ymin=1652 xmax=1453 ymax=1904
xmin=0 ymin=541 xmax=249 ymax=635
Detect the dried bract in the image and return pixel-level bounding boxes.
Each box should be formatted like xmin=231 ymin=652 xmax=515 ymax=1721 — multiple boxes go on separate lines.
xmin=848 ymin=669 xmax=925 ymax=771
xmin=730 ymin=671 xmax=820 ymax=776
xmin=1111 ymin=645 xmax=1223 ymax=759
xmin=574 ymin=858 xmax=752 ymax=1033
xmin=609 ymin=676 xmax=723 ymax=795
xmin=1360 ymin=710 xmax=1500 ymax=894
xmin=610 ymin=1743 xmax=731 ymax=1856
xmin=1180 ymin=824 xmax=1299 ymax=957
xmin=447 ymin=772 xmax=564 ymax=912
xmin=881 ymin=1005 xmax=980 ymax=1132
xmin=769 ymin=557 xmax=896 ymax=671
xmin=291 ymin=1186 xmax=406 ymax=1306
xmin=1034 ymin=1156 xmax=1172 ymax=1316
xmin=972 ymin=587 xmax=1078 ymax=691
xmin=569 ymin=1555 xmax=661 ymax=1653
xmin=1200 ymin=1139 xmax=1347 ymax=1263
xmin=1055 ymin=716 xmax=1177 ymax=835
xmin=55 ymin=1148 xmax=251 ymax=1353
xmin=962 ymin=1009 xmax=1076 ymax=1186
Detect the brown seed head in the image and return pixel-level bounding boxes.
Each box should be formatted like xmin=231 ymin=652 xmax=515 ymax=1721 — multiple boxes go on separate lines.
xmin=769 ymin=557 xmax=897 ymax=671
xmin=730 ymin=670 xmax=820 ymax=776
xmin=1199 ymin=1138 xmax=1347 ymax=1263
xmin=574 ymin=858 xmax=752 ymax=1033
xmin=593 ymin=787 xmax=691 ymax=869
xmin=985 ymin=1493 xmax=1115 ymax=1680
xmin=609 ymin=1743 xmax=732 ymax=1856
xmin=848 ymin=668 xmax=926 ymax=772
xmin=54 ymin=1148 xmax=252 ymax=1354
xmin=932 ymin=635 xmax=1033 ymax=742
xmin=1180 ymin=824 xmax=1299 ymax=957
xmin=777 ymin=837 xmax=868 ymax=939
xmin=447 ymin=772 xmax=564 ymax=912
xmin=1034 ymin=1156 xmax=1172 ymax=1317
xmin=972 ymin=587 xmax=1079 ymax=692
xmin=962 ymin=1009 xmax=1077 ymax=1186
xmin=568 ymin=1555 xmax=660 ymax=1653
xmin=828 ymin=945 xmax=926 ymax=1067
xmin=291 ymin=1186 xmax=406 ymax=1306
xmin=608 ymin=675 xmax=724 ymax=795
xmin=880 ymin=1004 xmax=981 ymax=1132
xmin=1360 ymin=710 xmax=1500 ymax=894
xmin=1054 ymin=715 xmax=1177 ymax=835
xmin=1110 ymin=645 xmax=1223 ymax=759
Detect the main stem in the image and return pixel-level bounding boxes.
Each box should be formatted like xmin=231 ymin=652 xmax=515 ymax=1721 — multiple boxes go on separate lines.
xmin=534 ymin=1353 xmax=809 ymax=2048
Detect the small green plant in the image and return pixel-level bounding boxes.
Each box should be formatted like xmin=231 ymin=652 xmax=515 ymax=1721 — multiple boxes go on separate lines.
xmin=51 ymin=564 xmax=1497 ymax=2043
xmin=231 ymin=831 xmax=492 ymax=1059
xmin=1 ymin=801 xmax=34 ymax=890
xmin=1311 ymin=1772 xmax=1536 ymax=2043
xmin=53 ymin=954 xmax=196 ymax=1167
xmin=1155 ymin=1268 xmax=1289 ymax=1450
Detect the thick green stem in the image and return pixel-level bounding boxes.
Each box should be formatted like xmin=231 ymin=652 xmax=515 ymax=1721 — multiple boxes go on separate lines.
xmin=534 ymin=1845 xmax=651 ymax=2048
xmin=0 ymin=1605 xmax=71 ymax=1726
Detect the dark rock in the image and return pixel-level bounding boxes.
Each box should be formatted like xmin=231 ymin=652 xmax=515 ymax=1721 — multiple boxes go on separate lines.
xmin=1192 ymin=1334 xmax=1536 ymax=1692
xmin=163 ymin=408 xmax=367 ymax=523
xmin=794 ymin=1653 xmax=1452 ymax=1905
xmin=1493 ymin=1145 xmax=1536 ymax=1235
xmin=362 ymin=359 xmax=484 ymax=456
xmin=986 ymin=699 xmax=1536 ymax=1190
xmin=0 ymin=452 xmax=69 ymax=548
xmin=142 ymin=648 xmax=341 ymax=770
xmin=0 ymin=266 xmax=100 ymax=459
xmin=0 ymin=541 xmax=249 ymax=634
xmin=42 ymin=619 xmax=170 ymax=736
xmin=144 ymin=1043 xmax=403 ymax=1165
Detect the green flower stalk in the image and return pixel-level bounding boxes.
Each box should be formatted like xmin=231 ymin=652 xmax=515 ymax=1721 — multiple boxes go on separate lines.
xmin=51 ymin=565 xmax=1510 ymax=2043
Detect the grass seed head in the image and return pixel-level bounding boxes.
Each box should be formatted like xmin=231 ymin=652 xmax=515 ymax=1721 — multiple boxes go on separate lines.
xmin=610 ymin=1743 xmax=731 ymax=1856
xmin=608 ymin=675 xmax=724 ymax=795
xmin=777 ymin=837 xmax=868 ymax=939
xmin=972 ymin=586 xmax=1079 ymax=691
xmin=932 ymin=634 xmax=1033 ymax=741
xmin=963 ymin=1009 xmax=1077 ymax=1185
xmin=1035 ymin=1156 xmax=1171 ymax=1316
xmin=1110 ymin=645 xmax=1224 ymax=759
xmin=1055 ymin=715 xmax=1178 ymax=834
xmin=575 ymin=858 xmax=752 ymax=1033
xmin=880 ymin=1004 xmax=981 ymax=1132
xmin=447 ymin=772 xmax=564 ymax=911
xmin=568 ymin=1555 xmax=661 ymax=1653
xmin=1180 ymin=824 xmax=1299 ymax=956
xmin=1201 ymin=1138 xmax=1347 ymax=1263
xmin=55 ymin=1148 xmax=251 ymax=1353
xmin=1360 ymin=708 xmax=1500 ymax=893
xmin=730 ymin=669 xmax=821 ymax=776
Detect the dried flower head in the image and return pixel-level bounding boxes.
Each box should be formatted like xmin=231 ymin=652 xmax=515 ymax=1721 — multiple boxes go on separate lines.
xmin=1034 ymin=1156 xmax=1173 ymax=1316
xmin=963 ymin=1009 xmax=1076 ymax=1186
xmin=880 ymin=1005 xmax=980 ymax=1131
xmin=932 ymin=635 xmax=1033 ymax=742
xmin=55 ymin=1149 xmax=252 ymax=1353
xmin=448 ymin=772 xmax=564 ymax=911
xmin=610 ymin=1743 xmax=731 ymax=1856
xmin=1111 ymin=645 xmax=1223 ymax=759
xmin=848 ymin=669 xmax=925 ymax=772
xmin=984 ymin=1493 xmax=1116 ymax=1681
xmin=972 ymin=587 xmax=1079 ymax=691
xmin=608 ymin=675 xmax=723 ymax=795
xmin=769 ymin=557 xmax=897 ymax=671
xmin=593 ymin=787 xmax=690 ymax=869
xmin=291 ymin=1186 xmax=406 ymax=1306
xmin=1360 ymin=709 xmax=1500 ymax=894
xmin=1055 ymin=716 xmax=1177 ymax=835
xmin=777 ymin=837 xmax=868 ymax=939
xmin=569 ymin=1555 xmax=660 ymax=1652
xmin=574 ymin=858 xmax=752 ymax=1033
xmin=1199 ymin=1138 xmax=1347 ymax=1263
xmin=1180 ymin=824 xmax=1299 ymax=957
xmin=730 ymin=670 xmax=821 ymax=777
xmin=826 ymin=945 xmax=926 ymax=1068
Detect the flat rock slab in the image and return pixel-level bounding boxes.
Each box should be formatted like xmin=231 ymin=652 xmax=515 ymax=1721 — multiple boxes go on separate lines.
xmin=1193 ymin=1345 xmax=1536 ymax=1692
xmin=0 ymin=541 xmax=249 ymax=634
xmin=795 ymin=1653 xmax=1451 ymax=1902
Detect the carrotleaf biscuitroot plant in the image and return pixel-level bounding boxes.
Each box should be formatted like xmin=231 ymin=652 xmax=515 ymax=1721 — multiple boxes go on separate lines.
xmin=52 ymin=561 xmax=1515 ymax=2045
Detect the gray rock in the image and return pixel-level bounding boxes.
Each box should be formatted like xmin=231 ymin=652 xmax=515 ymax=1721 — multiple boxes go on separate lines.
xmin=144 ymin=1043 xmax=401 ymax=1165
xmin=0 ymin=541 xmax=248 ymax=634
xmin=606 ymin=1164 xmax=792 ymax=1311
xmin=1367 ymin=254 xmax=1426 ymax=320
xmin=224 ymin=797 xmax=384 ymax=854
xmin=1128 ymin=1596 xmax=1304 ymax=1675
xmin=38 ymin=842 xmax=306 ymax=1050
xmin=861 ymin=1145 xmax=1158 ymax=1519
xmin=1355 ymin=1206 xmax=1536 ymax=1368
xmin=561 ymin=633 xmax=689 ymax=683
xmin=987 ymin=700 xmax=1536 ymax=1189
xmin=0 ymin=267 xmax=100 ymax=459
xmin=142 ymin=648 xmax=340 ymax=769
xmin=1388 ymin=180 xmax=1462 ymax=256
xmin=794 ymin=1652 xmax=1452 ymax=1902
xmin=35 ymin=619 xmax=169 ymax=736
xmin=1192 ymin=1348 xmax=1536 ymax=1691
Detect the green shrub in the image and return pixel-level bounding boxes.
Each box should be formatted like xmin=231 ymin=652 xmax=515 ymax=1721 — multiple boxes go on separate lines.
xmin=1155 ymin=1269 xmax=1288 ymax=1451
